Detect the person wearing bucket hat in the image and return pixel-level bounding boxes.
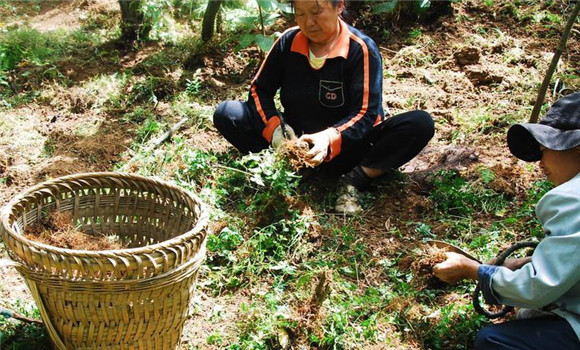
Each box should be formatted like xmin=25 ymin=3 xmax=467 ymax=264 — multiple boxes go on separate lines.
xmin=507 ymin=91 xmax=580 ymax=163
xmin=433 ymin=92 xmax=580 ymax=350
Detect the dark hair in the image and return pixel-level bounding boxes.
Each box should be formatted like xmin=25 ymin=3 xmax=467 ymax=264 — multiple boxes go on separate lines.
xmin=287 ymin=0 xmax=349 ymax=21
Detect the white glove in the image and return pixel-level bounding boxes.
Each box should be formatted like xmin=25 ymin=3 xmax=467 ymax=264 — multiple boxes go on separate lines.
xmin=299 ymin=130 xmax=331 ymax=167
xmin=271 ymin=124 xmax=297 ymax=149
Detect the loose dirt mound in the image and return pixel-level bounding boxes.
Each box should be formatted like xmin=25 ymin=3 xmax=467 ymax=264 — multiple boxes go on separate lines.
xmin=24 ymin=211 xmax=127 ymax=251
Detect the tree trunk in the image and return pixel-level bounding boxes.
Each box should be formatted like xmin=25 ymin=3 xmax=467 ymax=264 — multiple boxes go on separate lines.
xmin=118 ymin=0 xmax=151 ymax=42
xmin=201 ymin=0 xmax=223 ymax=42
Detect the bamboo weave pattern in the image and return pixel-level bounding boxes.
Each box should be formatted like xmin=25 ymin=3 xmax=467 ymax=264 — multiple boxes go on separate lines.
xmin=0 ymin=172 xmax=209 ymax=349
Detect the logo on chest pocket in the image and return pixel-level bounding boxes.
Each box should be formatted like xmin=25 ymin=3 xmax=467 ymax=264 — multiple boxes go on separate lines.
xmin=319 ymin=80 xmax=344 ymax=108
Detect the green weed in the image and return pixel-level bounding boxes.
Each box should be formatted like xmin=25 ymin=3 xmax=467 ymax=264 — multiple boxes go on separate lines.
xmin=134 ymin=117 xmax=161 ymax=144
xmin=408 ymin=28 xmax=422 ymax=39
xmin=0 ymin=28 xmax=66 ymax=71
xmin=430 ymin=170 xmax=507 ymax=216
xmin=176 ymin=149 xmax=219 ymax=190
xmin=512 ymin=180 xmax=553 ymax=238
xmin=423 ymin=302 xmax=488 ymax=349
xmin=0 ymin=300 xmax=50 ymax=350
xmin=451 ymin=107 xmax=519 ymax=139
xmin=122 ymin=106 xmax=155 ymax=124
xmin=170 ymin=96 xmax=213 ymax=131
xmin=84 ymin=73 xmax=131 ymax=111
xmin=42 ymin=140 xmax=55 ymax=158
xmin=215 ymin=150 xmax=300 ymax=225
xmin=185 ymin=69 xmax=203 ymax=96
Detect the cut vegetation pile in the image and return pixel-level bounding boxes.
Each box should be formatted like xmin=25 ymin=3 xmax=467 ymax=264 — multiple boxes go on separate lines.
xmin=23 ymin=211 xmax=126 ymax=251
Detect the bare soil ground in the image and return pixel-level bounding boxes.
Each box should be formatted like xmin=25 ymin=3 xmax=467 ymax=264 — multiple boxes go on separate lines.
xmin=0 ymin=0 xmax=578 ymax=348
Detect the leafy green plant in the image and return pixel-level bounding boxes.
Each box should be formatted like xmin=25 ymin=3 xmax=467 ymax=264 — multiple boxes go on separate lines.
xmin=176 ymin=149 xmax=218 ymax=189
xmin=512 ymin=180 xmax=553 ymax=238
xmin=372 ymin=0 xmax=433 ymax=15
xmin=122 ymin=106 xmax=155 ymax=124
xmin=0 ymin=27 xmax=98 ymax=74
xmin=479 ymin=168 xmax=495 ymax=185
xmin=408 ymin=28 xmax=422 ymax=39
xmin=215 ymin=150 xmax=300 ymax=225
xmin=185 ymin=69 xmax=203 ymax=96
xmin=222 ymin=0 xmax=281 ymax=52
xmin=207 ymin=226 xmax=245 ymax=266
xmin=424 ymin=302 xmax=488 ymax=349
xmin=0 ymin=300 xmax=50 ymax=350
xmin=415 ymin=222 xmax=435 ymax=239
xmin=430 ymin=169 xmax=508 ymax=217
xmin=135 ymin=117 xmax=161 ymax=144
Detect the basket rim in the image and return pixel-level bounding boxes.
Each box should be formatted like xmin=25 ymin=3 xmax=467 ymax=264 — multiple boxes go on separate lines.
xmin=0 ymin=172 xmax=209 ymax=257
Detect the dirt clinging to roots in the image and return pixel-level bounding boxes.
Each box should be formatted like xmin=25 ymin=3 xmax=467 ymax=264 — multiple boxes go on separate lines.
xmin=23 ymin=211 xmax=127 ymax=251
xmin=410 ymin=245 xmax=449 ymax=289
xmin=277 ymin=140 xmax=312 ymax=171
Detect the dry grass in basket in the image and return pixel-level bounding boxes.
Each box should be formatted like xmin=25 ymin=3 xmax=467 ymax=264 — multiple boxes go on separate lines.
xmin=23 ymin=211 xmax=127 ymax=251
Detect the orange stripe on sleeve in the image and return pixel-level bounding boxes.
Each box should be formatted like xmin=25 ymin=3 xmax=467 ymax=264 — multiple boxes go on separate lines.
xmin=250 ymin=35 xmax=284 ymax=125
xmin=337 ymin=34 xmax=369 ymax=133
xmin=262 ymin=116 xmax=281 ymax=142
xmin=250 ymin=84 xmax=269 ymax=125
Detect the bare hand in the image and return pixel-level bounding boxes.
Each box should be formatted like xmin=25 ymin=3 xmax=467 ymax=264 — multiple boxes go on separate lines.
xmin=433 ymin=252 xmax=480 ymax=284
xmin=299 ymin=130 xmax=331 ymax=167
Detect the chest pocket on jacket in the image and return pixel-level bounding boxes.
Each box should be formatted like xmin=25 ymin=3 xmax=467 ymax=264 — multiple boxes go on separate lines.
xmin=319 ymin=80 xmax=344 ymax=108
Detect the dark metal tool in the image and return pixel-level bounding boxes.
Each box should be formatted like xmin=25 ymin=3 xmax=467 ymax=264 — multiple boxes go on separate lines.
xmin=279 ymin=111 xmax=290 ymax=140
xmin=426 ymin=239 xmax=538 ymax=319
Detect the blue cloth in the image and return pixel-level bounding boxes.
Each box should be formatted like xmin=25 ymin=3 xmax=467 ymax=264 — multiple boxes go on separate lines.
xmin=474 ymin=316 xmax=580 ymax=350
xmin=478 ymin=172 xmax=580 ymax=343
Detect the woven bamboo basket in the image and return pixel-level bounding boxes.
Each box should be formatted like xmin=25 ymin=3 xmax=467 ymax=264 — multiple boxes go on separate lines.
xmin=0 ymin=172 xmax=209 ymax=350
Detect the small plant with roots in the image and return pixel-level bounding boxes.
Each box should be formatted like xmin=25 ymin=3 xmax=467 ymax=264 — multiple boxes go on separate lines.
xmin=277 ymin=139 xmax=312 ymax=171
xmin=411 ymin=245 xmax=449 ymax=289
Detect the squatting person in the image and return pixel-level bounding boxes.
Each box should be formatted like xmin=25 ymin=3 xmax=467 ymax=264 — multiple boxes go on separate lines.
xmin=433 ymin=92 xmax=580 ymax=350
xmin=213 ymin=0 xmax=434 ymax=215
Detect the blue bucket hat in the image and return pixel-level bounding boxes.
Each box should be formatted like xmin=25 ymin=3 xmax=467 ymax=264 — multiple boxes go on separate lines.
xmin=507 ymin=92 xmax=580 ymax=162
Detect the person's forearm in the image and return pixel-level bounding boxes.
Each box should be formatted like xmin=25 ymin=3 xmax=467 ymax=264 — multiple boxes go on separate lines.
xmin=463 ymin=258 xmax=481 ymax=281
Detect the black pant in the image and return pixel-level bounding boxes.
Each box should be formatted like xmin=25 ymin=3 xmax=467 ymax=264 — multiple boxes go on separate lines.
xmin=213 ymin=100 xmax=434 ymax=177
xmin=474 ymin=317 xmax=580 ymax=350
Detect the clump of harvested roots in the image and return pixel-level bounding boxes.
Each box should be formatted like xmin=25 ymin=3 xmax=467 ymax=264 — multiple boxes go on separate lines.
xmin=24 ymin=211 xmax=127 ymax=251
xmin=277 ymin=139 xmax=312 ymax=171
xmin=411 ymin=246 xmax=449 ymax=289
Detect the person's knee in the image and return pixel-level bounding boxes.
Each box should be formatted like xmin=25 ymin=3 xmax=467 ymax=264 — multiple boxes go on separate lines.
xmin=474 ymin=325 xmax=502 ymax=350
xmin=474 ymin=326 xmax=492 ymax=349
xmin=214 ymin=100 xmax=247 ymax=134
xmin=413 ymin=110 xmax=435 ymax=139
xmin=213 ymin=101 xmax=231 ymax=130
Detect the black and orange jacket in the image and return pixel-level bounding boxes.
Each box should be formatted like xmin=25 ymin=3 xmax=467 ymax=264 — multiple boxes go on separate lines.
xmin=248 ymin=19 xmax=385 ymax=161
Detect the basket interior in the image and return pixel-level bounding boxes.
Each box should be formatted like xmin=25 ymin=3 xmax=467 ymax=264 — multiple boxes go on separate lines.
xmin=13 ymin=186 xmax=199 ymax=249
